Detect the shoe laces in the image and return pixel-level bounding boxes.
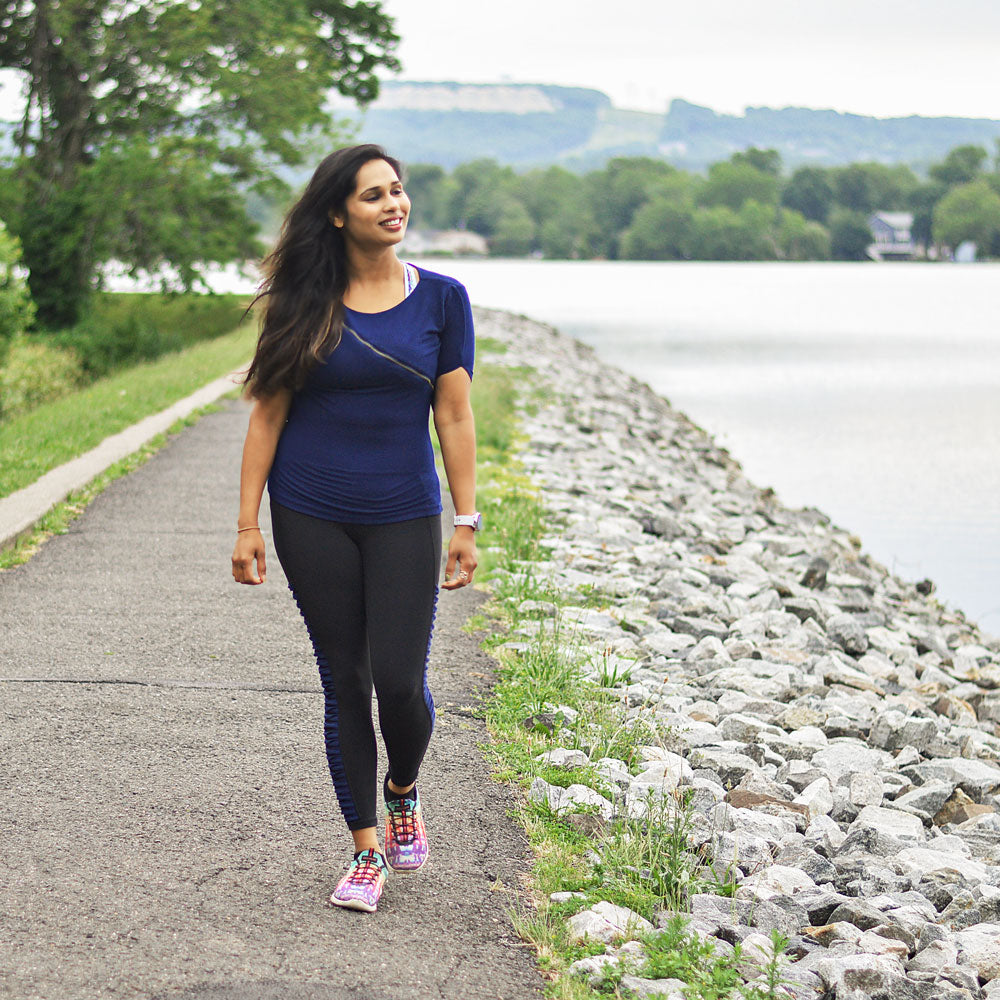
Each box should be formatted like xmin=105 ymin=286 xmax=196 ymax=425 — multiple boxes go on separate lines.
xmin=346 ymin=850 xmax=385 ymax=886
xmin=388 ymin=797 xmax=418 ymax=844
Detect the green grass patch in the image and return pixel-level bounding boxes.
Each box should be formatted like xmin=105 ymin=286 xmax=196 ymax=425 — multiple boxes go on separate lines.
xmin=87 ymin=292 xmax=250 ymax=349
xmin=0 ymin=403 xmax=224 ymax=570
xmin=0 ymin=320 xmax=255 ymax=499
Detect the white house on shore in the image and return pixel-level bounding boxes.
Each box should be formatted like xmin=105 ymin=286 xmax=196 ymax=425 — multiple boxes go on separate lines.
xmin=867 ymin=211 xmax=915 ymax=261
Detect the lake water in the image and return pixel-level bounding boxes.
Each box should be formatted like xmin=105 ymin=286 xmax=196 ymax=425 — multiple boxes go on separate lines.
xmin=138 ymin=258 xmax=1000 ymax=633
xmin=409 ymin=259 xmax=1000 ymax=635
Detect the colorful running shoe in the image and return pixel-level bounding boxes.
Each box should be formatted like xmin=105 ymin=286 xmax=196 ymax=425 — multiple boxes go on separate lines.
xmin=384 ymin=787 xmax=429 ymax=872
xmin=329 ymin=848 xmax=389 ymax=912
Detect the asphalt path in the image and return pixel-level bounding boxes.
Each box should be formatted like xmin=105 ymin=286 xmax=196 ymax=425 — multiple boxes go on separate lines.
xmin=0 ymin=397 xmax=544 ymax=1000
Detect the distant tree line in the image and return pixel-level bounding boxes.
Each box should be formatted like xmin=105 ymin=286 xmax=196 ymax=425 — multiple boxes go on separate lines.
xmin=403 ymin=142 xmax=1000 ymax=261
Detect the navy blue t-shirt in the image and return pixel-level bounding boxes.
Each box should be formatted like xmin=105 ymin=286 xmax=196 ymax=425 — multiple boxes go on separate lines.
xmin=268 ymin=267 xmax=475 ymax=524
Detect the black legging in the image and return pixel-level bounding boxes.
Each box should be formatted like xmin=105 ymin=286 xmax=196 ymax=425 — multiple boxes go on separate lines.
xmin=270 ymin=500 xmax=441 ymax=831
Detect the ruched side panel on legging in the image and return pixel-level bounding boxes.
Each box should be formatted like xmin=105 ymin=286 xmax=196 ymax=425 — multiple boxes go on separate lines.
xmin=270 ymin=500 xmax=441 ymax=831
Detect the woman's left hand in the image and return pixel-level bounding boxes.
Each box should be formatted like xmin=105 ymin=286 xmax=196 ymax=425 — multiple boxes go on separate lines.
xmin=442 ymin=528 xmax=478 ymax=590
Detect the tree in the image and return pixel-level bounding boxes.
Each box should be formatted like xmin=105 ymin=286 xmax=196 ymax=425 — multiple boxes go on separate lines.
xmin=908 ymin=180 xmax=948 ymax=248
xmin=519 ymin=166 xmax=596 ymax=257
xmin=584 ymin=157 xmax=685 ymax=256
xmin=929 ymin=144 xmax=988 ymax=187
xmin=402 ymin=164 xmax=453 ymax=230
xmin=1 ymin=0 xmax=399 ymax=326
xmin=698 ymin=161 xmax=779 ymax=212
xmin=685 ymin=202 xmax=775 ymax=261
xmin=781 ymin=167 xmax=836 ymax=223
xmin=619 ymin=199 xmax=695 ymax=260
xmin=828 ymin=208 xmax=872 ymax=261
xmin=776 ymin=208 xmax=830 ymax=260
xmin=731 ymin=147 xmax=782 ymax=177
xmin=0 ymin=219 xmax=35 ymax=364
xmin=450 ymin=159 xmax=521 ymax=235
xmin=932 ymin=179 xmax=1000 ymax=254
xmin=490 ymin=200 xmax=535 ymax=256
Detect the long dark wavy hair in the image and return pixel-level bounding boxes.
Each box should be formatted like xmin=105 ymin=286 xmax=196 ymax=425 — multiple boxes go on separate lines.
xmin=243 ymin=144 xmax=404 ymax=398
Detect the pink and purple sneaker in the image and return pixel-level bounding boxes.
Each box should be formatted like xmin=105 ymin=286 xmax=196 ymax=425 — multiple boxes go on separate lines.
xmin=329 ymin=848 xmax=389 ymax=912
xmin=384 ymin=787 xmax=429 ymax=872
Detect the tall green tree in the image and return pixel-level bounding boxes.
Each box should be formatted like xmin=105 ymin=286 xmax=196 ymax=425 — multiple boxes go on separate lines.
xmin=698 ymin=161 xmax=779 ymax=212
xmin=730 ymin=147 xmax=782 ymax=177
xmin=0 ymin=219 xmax=35 ymax=365
xmin=584 ymin=157 xmax=685 ymax=257
xmin=402 ymin=164 xmax=457 ymax=230
xmin=1 ymin=0 xmax=399 ymax=326
xmin=619 ymin=198 xmax=695 ymax=260
xmin=830 ymin=162 xmax=917 ymax=214
xmin=932 ymin=179 xmax=1000 ymax=254
xmin=929 ymin=144 xmax=988 ymax=186
xmin=781 ymin=167 xmax=835 ymax=223
xmin=519 ymin=167 xmax=595 ymax=258
xmin=828 ymin=208 xmax=872 ymax=261
xmin=776 ymin=208 xmax=830 ymax=260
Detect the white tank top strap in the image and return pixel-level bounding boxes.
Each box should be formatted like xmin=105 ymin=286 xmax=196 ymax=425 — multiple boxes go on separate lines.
xmin=402 ymin=262 xmax=419 ymax=299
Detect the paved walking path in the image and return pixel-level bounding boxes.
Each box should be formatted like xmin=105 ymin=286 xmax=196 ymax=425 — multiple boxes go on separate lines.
xmin=0 ymin=398 xmax=544 ymax=1000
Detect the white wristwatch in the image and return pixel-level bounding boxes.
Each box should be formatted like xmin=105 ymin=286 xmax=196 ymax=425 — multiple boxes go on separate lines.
xmin=454 ymin=512 xmax=483 ymax=532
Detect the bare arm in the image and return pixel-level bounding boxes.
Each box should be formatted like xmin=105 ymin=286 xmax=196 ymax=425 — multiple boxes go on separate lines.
xmin=432 ymin=368 xmax=477 ymax=590
xmin=232 ymin=389 xmax=292 ymax=585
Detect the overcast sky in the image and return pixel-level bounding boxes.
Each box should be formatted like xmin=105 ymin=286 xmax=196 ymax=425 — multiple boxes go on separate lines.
xmin=1 ymin=0 xmax=997 ymax=122
xmin=380 ymin=0 xmax=1000 ymax=120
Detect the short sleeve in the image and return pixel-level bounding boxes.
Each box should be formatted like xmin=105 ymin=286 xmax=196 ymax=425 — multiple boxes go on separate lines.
xmin=435 ymin=281 xmax=475 ymax=380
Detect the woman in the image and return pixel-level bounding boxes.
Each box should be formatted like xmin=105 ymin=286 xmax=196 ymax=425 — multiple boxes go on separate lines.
xmin=231 ymin=144 xmax=479 ymax=913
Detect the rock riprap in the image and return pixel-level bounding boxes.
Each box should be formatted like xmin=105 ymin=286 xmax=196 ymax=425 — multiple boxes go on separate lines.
xmin=477 ymin=308 xmax=1000 ymax=1000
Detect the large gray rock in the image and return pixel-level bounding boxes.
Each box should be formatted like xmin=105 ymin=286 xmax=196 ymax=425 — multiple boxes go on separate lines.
xmin=955 ymin=922 xmax=1000 ymax=981
xmin=711 ymin=830 xmax=773 ymax=872
xmin=825 ymin=614 xmax=870 ymax=656
xmin=619 ymin=976 xmax=687 ymax=999
xmin=869 ymin=710 xmax=938 ymax=753
xmin=737 ymin=864 xmax=818 ymax=900
xmin=794 ymin=776 xmax=835 ymax=819
xmin=687 ymin=747 xmax=762 ymax=785
xmin=816 ymin=954 xmax=912 ymax=1000
xmin=893 ymin=781 xmax=955 ymax=819
xmin=566 ymin=901 xmax=654 ymax=944
xmin=910 ymin=758 xmax=1000 ymax=802
xmin=850 ymin=804 xmax=926 ymax=844
xmin=717 ymin=712 xmax=782 ymax=743
xmin=773 ymin=845 xmax=838 ymax=885
xmin=671 ymin=615 xmax=728 ymax=641
xmin=561 ymin=783 xmax=616 ymax=819
xmin=848 ymin=772 xmax=885 ymax=807
xmin=567 ymin=953 xmax=620 ymax=984
xmin=812 ymin=742 xmax=892 ymax=780
xmin=536 ymin=747 xmax=591 ymax=768
xmin=828 ymin=899 xmax=892 ymax=931
xmin=906 ymin=938 xmax=959 ymax=972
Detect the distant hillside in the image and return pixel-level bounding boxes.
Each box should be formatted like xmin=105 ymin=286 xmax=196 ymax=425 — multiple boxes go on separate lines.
xmin=330 ymin=82 xmax=612 ymax=168
xmin=332 ymin=81 xmax=1000 ymax=174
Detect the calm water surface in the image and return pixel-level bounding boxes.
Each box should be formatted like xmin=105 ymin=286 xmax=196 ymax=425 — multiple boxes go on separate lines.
xmin=410 ymin=260 xmax=1000 ymax=634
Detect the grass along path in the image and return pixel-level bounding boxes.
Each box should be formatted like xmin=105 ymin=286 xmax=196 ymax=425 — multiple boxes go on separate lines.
xmin=0 ymin=403 xmax=227 ymax=570
xmin=0 ymin=320 xmax=256 ymax=500
xmin=468 ymin=353 xmax=791 ymax=999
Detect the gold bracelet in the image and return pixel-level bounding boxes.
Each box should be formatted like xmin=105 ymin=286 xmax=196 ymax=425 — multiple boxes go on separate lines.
xmin=236 ymin=525 xmax=260 ymax=533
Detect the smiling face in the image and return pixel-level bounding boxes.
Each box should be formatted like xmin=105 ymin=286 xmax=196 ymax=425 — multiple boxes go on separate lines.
xmin=331 ymin=158 xmax=410 ymax=250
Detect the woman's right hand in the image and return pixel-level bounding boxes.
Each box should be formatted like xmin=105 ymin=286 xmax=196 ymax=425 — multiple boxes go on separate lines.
xmin=232 ymin=528 xmax=267 ymax=585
